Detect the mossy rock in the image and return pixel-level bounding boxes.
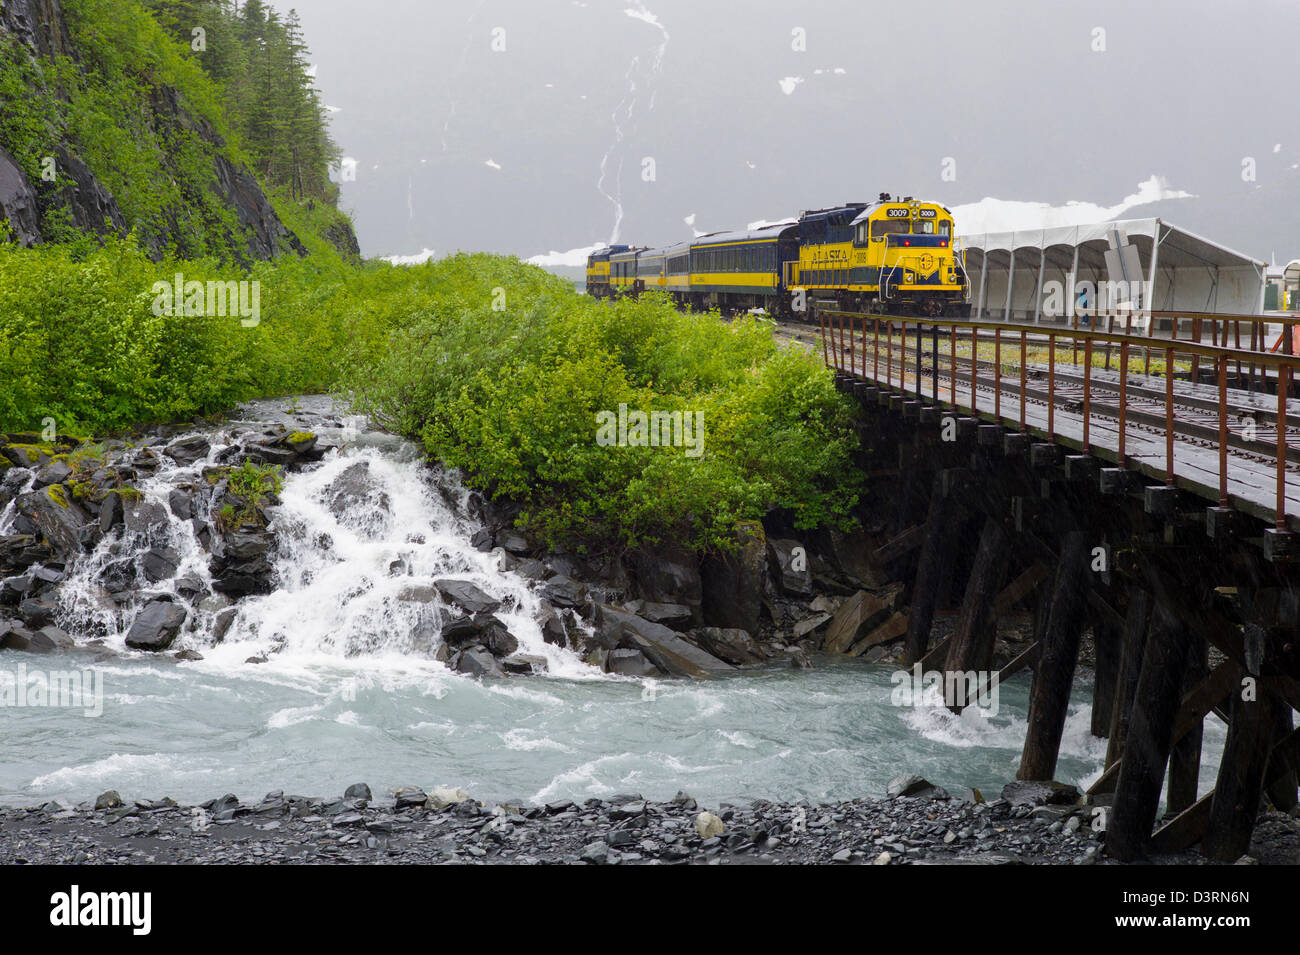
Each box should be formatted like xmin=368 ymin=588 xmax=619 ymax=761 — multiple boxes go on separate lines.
xmin=285 ymin=431 xmax=316 ymax=447
xmin=45 ymin=484 xmax=70 ymax=509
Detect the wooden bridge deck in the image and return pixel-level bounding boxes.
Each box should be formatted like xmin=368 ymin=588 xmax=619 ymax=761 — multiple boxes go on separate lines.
xmin=817 ymin=311 xmax=1300 ymax=541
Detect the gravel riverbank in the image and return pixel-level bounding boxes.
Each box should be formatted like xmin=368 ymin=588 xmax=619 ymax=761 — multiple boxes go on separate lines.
xmin=4 ymin=785 xmax=1298 ymax=865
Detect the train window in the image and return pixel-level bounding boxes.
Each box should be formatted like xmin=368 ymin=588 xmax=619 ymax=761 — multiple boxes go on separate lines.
xmin=873 ymin=220 xmax=910 ymax=237
xmin=915 ymin=221 xmax=936 ymax=234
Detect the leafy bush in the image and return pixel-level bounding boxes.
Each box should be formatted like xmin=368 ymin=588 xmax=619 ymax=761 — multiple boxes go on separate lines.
xmin=342 ymin=255 xmax=864 ymax=553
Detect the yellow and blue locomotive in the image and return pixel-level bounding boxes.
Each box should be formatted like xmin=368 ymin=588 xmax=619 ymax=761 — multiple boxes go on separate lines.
xmin=585 ymin=194 xmax=970 ymax=319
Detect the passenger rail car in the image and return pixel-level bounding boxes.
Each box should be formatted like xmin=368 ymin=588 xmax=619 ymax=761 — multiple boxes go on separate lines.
xmin=585 ymin=194 xmax=970 ymax=319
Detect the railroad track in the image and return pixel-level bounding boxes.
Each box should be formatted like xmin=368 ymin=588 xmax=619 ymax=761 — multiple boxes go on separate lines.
xmin=771 ymin=316 xmax=1300 ymax=471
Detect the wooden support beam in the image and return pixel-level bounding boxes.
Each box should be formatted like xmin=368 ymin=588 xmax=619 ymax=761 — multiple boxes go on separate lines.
xmin=918 ymin=634 xmax=952 ymax=672
xmin=992 ymin=561 xmax=1050 ymax=617
xmin=1090 ymin=592 xmax=1124 ymax=739
xmin=1019 ymin=532 xmax=1092 ymax=781
xmin=1149 ymin=792 xmax=1214 ymax=854
xmin=848 ymin=611 xmax=908 ymax=657
xmin=1167 ymin=631 xmax=1209 ymax=816
xmin=1170 ymin=660 xmax=1238 ymax=744
xmin=873 ymin=523 xmax=925 ymax=565
xmin=1093 ymin=638 xmax=1235 ymax=799
xmin=1264 ymin=723 xmax=1300 ymax=797
xmin=997 ymin=641 xmax=1039 ymax=682
xmin=945 ymin=516 xmax=1012 ymax=710
xmin=1107 ymin=601 xmax=1194 ymax=862
xmin=1104 ymin=589 xmax=1151 ymax=772
xmin=1204 ymin=692 xmax=1278 ymax=862
xmin=901 ymin=475 xmax=958 ymax=666
xmin=1266 ymin=706 xmax=1298 ymax=812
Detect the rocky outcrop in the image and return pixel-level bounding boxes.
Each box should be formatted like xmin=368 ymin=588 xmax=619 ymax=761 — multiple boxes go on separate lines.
xmin=687 ymin=627 xmax=765 ymax=666
xmin=0 ymin=147 xmax=42 ymax=245
xmin=46 ymin=146 xmax=128 ymax=238
xmin=591 ymin=604 xmax=734 ymax=679
xmin=1 ymin=0 xmax=74 ymax=58
xmin=700 ymin=522 xmax=766 ymax=634
xmin=0 ymin=0 xmax=304 ymax=262
xmin=766 ymin=537 xmax=813 ymax=596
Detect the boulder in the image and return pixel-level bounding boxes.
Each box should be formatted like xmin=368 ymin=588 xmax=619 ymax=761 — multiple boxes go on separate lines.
xmin=700 ymin=522 xmax=766 ymax=634
xmin=687 ymin=627 xmax=765 ymax=665
xmin=593 ymin=604 xmax=734 ymax=679
xmin=538 ymin=606 xmax=569 ymax=647
xmin=124 ymin=500 xmax=170 ymax=540
xmin=823 ymin=590 xmax=892 ymax=654
xmin=30 ymin=626 xmax=74 ymax=653
xmin=99 ymin=492 xmax=123 ymax=534
xmin=141 ymin=545 xmax=179 ymax=582
xmin=766 ymin=538 xmax=813 ymax=595
xmin=344 ymin=783 xmax=372 ymax=802
xmin=433 ymin=578 xmax=502 ymax=615
xmin=1000 ymin=780 xmax=1081 ymax=807
xmin=0 ymin=534 xmax=51 ymax=575
xmin=539 ymin=575 xmax=585 ymax=609
xmin=502 ymin=654 xmax=548 ymax=674
xmin=0 ymin=575 xmax=31 ymax=605
xmin=17 ymin=597 xmax=56 ymax=628
xmin=637 ymin=601 xmax=693 ymax=631
xmin=124 ymin=600 xmax=188 ymax=651
xmin=887 ymin=774 xmax=934 ymax=798
xmin=164 ymin=435 xmax=211 ymax=465
xmin=210 ymin=527 xmax=275 ymax=596
xmin=605 ymin=648 xmax=660 ymax=677
xmin=0 ymin=622 xmax=34 ymax=651
xmin=426 ymin=786 xmax=471 ymax=810
xmin=629 ymin=544 xmax=703 ymax=619
xmin=455 ymin=647 xmax=504 ymax=678
xmin=211 ymin=607 xmax=238 ymax=643
xmin=32 ymin=461 xmax=72 ymax=489
xmin=497 ymin=530 xmax=530 ymax=555
xmin=695 ymin=811 xmax=725 ymax=839
xmin=12 ymin=487 xmax=91 ymax=557
xmin=792 ymin=612 xmax=832 ymax=639
xmin=167 ymin=488 xmax=194 ymax=521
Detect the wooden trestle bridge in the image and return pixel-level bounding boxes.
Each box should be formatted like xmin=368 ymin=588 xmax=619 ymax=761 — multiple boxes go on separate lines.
xmin=815 ymin=306 xmax=1300 ymax=862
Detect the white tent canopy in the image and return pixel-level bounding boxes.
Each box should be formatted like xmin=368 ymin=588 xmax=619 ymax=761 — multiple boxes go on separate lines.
xmin=959 ymin=218 xmax=1268 ymax=322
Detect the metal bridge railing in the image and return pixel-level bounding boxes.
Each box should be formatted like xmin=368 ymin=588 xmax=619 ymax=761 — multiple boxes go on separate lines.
xmin=818 ymin=310 xmax=1300 ymax=530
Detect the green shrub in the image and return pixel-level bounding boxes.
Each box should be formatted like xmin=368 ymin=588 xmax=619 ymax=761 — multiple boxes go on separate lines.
xmin=341 ymin=257 xmax=864 ymax=553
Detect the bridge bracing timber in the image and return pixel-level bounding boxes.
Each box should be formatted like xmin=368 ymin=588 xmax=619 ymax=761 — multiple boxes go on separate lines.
xmin=818 ymin=307 xmax=1300 ymax=861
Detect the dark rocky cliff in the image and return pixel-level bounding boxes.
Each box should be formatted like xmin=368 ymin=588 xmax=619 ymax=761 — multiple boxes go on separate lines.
xmin=0 ymin=0 xmax=317 ymax=262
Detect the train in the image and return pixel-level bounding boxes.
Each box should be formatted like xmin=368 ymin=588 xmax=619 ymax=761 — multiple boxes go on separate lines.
xmin=585 ymin=194 xmax=971 ymax=320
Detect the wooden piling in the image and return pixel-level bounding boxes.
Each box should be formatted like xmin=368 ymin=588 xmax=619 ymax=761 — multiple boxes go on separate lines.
xmin=1166 ymin=631 xmax=1208 ymax=817
xmin=1018 ymin=531 xmax=1091 ymax=780
xmin=1107 ymin=601 xmax=1193 ymax=862
xmin=1090 ymin=596 xmax=1123 ymax=739
xmin=1266 ymin=706 xmax=1299 ymax=812
xmin=1204 ymin=691 xmax=1277 ymax=862
xmin=1104 ymin=589 xmax=1151 ymax=771
xmin=944 ymin=516 xmax=1011 ymax=710
xmin=902 ymin=473 xmax=957 ymax=666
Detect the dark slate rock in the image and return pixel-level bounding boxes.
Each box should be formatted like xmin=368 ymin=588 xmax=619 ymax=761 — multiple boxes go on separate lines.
xmin=124 ymin=600 xmax=188 ymax=652
xmin=433 ymin=578 xmax=502 ymax=615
